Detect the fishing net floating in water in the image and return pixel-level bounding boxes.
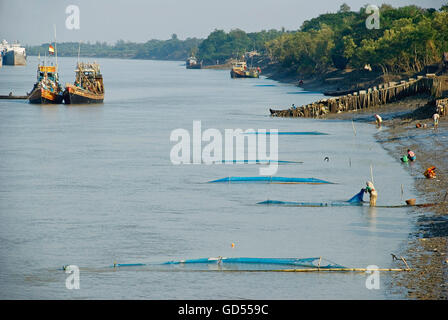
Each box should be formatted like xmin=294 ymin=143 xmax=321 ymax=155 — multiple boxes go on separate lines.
xmin=110 ymin=257 xmax=346 ymax=271
xmin=258 ymin=189 xmax=366 ymax=207
xmin=208 ymin=177 xmax=334 ymax=184
xmin=219 ymin=160 xmax=302 ymax=164
xmin=63 ymin=255 xmax=412 ymax=273
xmin=244 ymin=131 xmax=328 ymax=135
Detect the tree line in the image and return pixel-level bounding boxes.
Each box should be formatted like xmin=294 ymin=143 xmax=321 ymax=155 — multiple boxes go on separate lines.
xmin=26 ymin=34 xmax=202 ymax=61
xmin=196 ymin=29 xmax=285 ymax=64
xmin=26 ymin=3 xmax=448 ymax=76
xmin=265 ymin=4 xmax=448 ymax=75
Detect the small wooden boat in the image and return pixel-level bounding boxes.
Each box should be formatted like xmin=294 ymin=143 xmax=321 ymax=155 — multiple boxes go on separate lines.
xmin=63 ymin=62 xmax=104 ymax=104
xmin=28 ymin=65 xmax=63 ymax=104
xmin=230 ymin=61 xmax=260 ymax=78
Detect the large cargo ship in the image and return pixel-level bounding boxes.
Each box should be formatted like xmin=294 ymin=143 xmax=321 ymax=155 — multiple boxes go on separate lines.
xmin=1 ymin=40 xmax=26 ymax=66
xmin=63 ymin=62 xmax=104 ymax=104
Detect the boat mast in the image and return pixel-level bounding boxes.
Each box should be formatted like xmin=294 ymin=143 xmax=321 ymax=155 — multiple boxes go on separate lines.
xmin=53 ymin=24 xmax=58 ymax=72
xmin=77 ymin=41 xmax=81 ymax=66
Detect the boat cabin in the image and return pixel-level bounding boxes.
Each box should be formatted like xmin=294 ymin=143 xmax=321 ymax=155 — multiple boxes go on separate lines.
xmin=233 ymin=61 xmax=247 ymax=71
xmin=73 ymin=62 xmax=104 ymax=93
xmin=37 ymin=65 xmax=57 ymax=82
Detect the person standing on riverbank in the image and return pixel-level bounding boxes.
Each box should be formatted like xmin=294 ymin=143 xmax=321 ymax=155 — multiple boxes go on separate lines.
xmin=366 ymin=181 xmax=377 ymax=206
xmin=433 ymin=113 xmax=440 ymax=128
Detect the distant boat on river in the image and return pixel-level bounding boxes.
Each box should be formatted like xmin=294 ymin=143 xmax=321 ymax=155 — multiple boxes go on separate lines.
xmin=230 ymin=61 xmax=260 ymax=78
xmin=186 ymin=56 xmax=202 ymax=69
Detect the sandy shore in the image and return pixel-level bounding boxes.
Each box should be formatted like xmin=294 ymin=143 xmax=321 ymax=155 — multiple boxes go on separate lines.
xmin=323 ymin=95 xmax=448 ymax=299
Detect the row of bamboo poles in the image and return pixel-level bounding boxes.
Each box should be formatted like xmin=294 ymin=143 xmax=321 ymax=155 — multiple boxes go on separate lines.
xmin=270 ymin=75 xmax=447 ymax=118
xmin=436 ymin=97 xmax=448 ymax=116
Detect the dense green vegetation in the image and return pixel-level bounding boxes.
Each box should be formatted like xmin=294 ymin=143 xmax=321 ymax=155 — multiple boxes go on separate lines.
xmin=265 ymin=4 xmax=448 ymax=75
xmin=196 ymin=29 xmax=285 ymax=64
xmin=26 ymin=3 xmax=448 ymax=77
xmin=134 ymin=35 xmax=202 ymax=60
xmin=26 ymin=34 xmax=202 ymax=61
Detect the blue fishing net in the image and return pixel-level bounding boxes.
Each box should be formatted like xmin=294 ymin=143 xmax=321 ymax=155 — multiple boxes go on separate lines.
xmin=347 ymin=189 xmax=365 ymax=203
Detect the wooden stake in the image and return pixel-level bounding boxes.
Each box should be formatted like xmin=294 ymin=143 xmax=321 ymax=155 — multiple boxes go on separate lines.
xmin=400 ymin=256 xmax=411 ymax=271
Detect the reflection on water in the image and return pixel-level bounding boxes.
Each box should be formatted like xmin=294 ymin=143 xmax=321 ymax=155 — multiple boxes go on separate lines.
xmin=38 ymin=105 xmax=59 ymax=121
xmin=65 ymin=104 xmax=104 ymax=120
xmin=367 ymin=206 xmax=378 ymax=230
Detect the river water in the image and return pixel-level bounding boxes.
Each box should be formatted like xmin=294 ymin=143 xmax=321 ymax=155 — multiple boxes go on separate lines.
xmin=0 ymin=57 xmax=416 ymax=299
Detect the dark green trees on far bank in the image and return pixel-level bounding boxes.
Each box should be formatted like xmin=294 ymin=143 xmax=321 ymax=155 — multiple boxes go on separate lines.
xmin=26 ymin=3 xmax=448 ymax=77
xmin=265 ymin=4 xmax=448 ymax=76
xmin=196 ymin=29 xmax=285 ymax=64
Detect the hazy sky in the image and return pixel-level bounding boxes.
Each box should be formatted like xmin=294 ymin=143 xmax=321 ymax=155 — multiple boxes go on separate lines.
xmin=0 ymin=0 xmax=445 ymax=45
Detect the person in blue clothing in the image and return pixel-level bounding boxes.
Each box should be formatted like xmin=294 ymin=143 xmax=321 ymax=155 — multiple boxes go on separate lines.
xmin=407 ymin=149 xmax=416 ymax=161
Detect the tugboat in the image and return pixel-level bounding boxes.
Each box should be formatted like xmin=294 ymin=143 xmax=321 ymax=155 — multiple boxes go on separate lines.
xmin=63 ymin=62 xmax=104 ymax=104
xmin=28 ymin=61 xmax=63 ymax=104
xmin=230 ymin=61 xmax=260 ymax=78
xmin=186 ymin=56 xmax=202 ymax=69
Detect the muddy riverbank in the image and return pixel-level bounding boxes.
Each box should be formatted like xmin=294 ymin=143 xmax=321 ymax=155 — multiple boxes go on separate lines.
xmin=324 ymin=95 xmax=448 ymax=299
xmin=260 ymin=61 xmax=420 ymax=96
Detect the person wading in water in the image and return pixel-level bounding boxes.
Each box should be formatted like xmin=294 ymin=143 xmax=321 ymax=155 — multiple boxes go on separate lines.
xmin=365 ymin=181 xmax=378 ymax=206
xmin=433 ymin=113 xmax=440 ymax=129
xmin=374 ymin=114 xmax=382 ymax=127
